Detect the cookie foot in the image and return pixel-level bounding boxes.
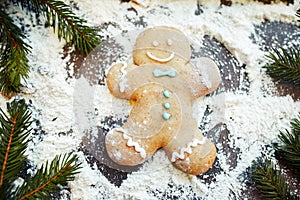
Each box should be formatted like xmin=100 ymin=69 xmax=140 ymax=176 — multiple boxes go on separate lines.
xmin=169 ymin=137 xmax=216 ymax=175
xmin=105 ymin=128 xmax=148 ymax=166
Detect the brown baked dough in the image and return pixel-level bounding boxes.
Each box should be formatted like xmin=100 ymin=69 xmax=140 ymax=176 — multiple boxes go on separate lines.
xmin=105 ymin=26 xmax=221 ymax=175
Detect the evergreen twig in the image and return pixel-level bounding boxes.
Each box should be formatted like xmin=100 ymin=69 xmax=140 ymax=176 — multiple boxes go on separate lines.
xmin=0 ymin=0 xmax=100 ymax=96
xmin=14 ymin=153 xmax=81 ymax=200
xmin=249 ymin=157 xmax=298 ymax=200
xmin=274 ymin=114 xmax=300 ymax=169
xmin=15 ymin=0 xmax=100 ymax=55
xmin=0 ymin=99 xmax=82 ymax=199
xmin=0 ymin=99 xmax=31 ymax=197
xmin=263 ymin=47 xmax=300 ymax=87
xmin=0 ymin=6 xmax=31 ymax=96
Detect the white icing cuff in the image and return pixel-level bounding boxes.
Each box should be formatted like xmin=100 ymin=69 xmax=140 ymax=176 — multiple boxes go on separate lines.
xmin=171 ymin=137 xmax=207 ymax=162
xmin=120 ymin=62 xmax=128 ymax=76
xmin=119 ymin=62 xmax=128 ymax=92
xmin=119 ymin=77 xmax=128 ymax=93
xmin=116 ymin=128 xmax=147 ymax=159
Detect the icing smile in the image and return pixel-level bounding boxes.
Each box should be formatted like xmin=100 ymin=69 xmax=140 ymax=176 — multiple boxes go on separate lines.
xmin=147 ymin=51 xmax=174 ymax=62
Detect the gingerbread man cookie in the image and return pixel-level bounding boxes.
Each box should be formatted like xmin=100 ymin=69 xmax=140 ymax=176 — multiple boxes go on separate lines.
xmin=105 ymin=26 xmax=221 ymax=175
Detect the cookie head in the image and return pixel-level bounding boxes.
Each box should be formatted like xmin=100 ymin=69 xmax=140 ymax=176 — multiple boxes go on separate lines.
xmin=133 ymin=26 xmax=191 ymax=65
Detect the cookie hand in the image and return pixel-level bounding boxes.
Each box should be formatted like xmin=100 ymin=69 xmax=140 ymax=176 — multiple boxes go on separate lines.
xmin=106 ymin=63 xmax=137 ymax=99
xmin=191 ymin=57 xmax=221 ymax=98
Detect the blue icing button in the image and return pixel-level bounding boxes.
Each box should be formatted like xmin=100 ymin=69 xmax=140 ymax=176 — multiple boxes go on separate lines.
xmin=164 ymin=103 xmax=171 ymax=109
xmin=163 ymin=112 xmax=171 ymax=120
xmin=163 ymin=90 xmax=170 ymax=98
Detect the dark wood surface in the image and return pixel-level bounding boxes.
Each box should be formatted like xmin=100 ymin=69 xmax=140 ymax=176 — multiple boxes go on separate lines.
xmin=68 ymin=20 xmax=299 ymax=199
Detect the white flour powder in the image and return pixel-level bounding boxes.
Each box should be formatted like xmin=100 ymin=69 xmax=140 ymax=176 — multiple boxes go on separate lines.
xmin=1 ymin=0 xmax=300 ymax=199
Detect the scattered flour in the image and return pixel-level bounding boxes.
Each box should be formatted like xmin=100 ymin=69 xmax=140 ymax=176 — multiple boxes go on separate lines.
xmin=1 ymin=0 xmax=300 ymax=199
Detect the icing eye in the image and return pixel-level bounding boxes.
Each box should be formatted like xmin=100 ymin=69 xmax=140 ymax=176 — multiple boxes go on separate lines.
xmin=152 ymin=41 xmax=159 ymax=47
xmin=167 ymin=39 xmax=173 ymax=46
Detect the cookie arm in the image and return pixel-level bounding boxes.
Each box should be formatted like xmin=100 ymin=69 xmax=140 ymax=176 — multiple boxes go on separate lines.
xmin=190 ymin=57 xmax=221 ymax=98
xmin=106 ymin=63 xmax=137 ymax=99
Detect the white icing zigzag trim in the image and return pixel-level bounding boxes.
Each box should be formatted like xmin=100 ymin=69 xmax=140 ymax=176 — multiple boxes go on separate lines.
xmin=147 ymin=51 xmax=174 ymax=62
xmin=171 ymin=137 xmax=207 ymax=162
xmin=120 ymin=62 xmax=128 ymax=76
xmin=115 ymin=128 xmax=147 ymax=159
xmin=119 ymin=62 xmax=128 ymax=92
xmin=119 ymin=77 xmax=128 ymax=93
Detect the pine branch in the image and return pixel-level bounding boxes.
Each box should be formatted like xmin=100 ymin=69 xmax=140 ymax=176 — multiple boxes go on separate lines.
xmin=263 ymin=47 xmax=300 ymax=87
xmin=0 ymin=6 xmax=31 ymax=96
xmin=0 ymin=1 xmax=100 ymax=96
xmin=42 ymin=0 xmax=100 ymax=55
xmin=0 ymin=99 xmax=32 ymax=196
xmin=249 ymin=157 xmax=298 ymax=200
xmin=0 ymin=98 xmax=82 ymax=199
xmin=274 ymin=114 xmax=300 ymax=169
xmin=16 ymin=0 xmax=100 ymax=55
xmin=14 ymin=153 xmax=81 ymax=200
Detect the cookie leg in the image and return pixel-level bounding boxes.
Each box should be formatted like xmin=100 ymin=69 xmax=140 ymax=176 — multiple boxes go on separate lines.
xmin=172 ymin=133 xmax=216 ymax=175
xmin=105 ymin=127 xmax=148 ymax=166
xmin=164 ymin=119 xmax=216 ymax=175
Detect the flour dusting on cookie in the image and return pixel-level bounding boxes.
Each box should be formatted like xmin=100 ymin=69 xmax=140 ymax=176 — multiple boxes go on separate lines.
xmin=105 ymin=26 xmax=221 ymax=175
